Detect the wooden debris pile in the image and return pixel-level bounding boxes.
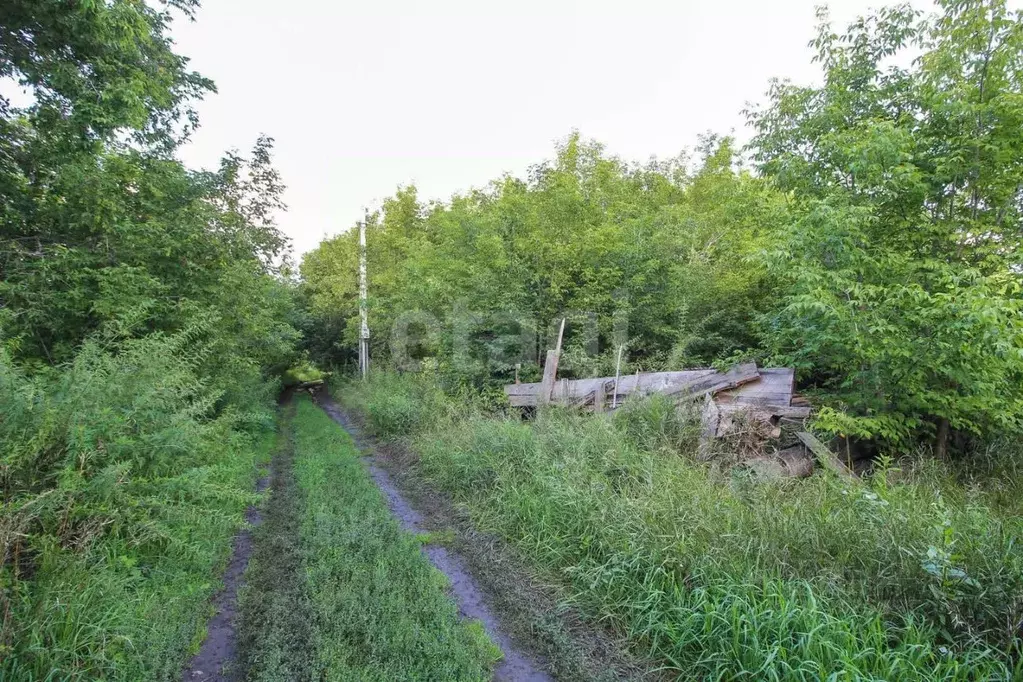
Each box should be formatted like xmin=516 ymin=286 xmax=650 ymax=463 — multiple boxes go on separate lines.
xmin=504 ymin=332 xmax=858 ymax=482
xmin=504 ymin=361 xmax=809 ymax=427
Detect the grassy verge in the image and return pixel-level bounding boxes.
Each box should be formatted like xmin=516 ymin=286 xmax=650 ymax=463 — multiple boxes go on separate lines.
xmin=1 ymin=429 xmax=275 ymax=682
xmin=340 ymin=372 xmax=1023 ymax=681
xmin=239 ymin=395 xmax=500 ymax=681
xmin=0 ymin=335 xmax=279 ymax=682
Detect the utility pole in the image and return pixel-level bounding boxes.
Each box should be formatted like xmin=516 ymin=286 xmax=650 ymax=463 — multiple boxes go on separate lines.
xmin=358 ymin=210 xmax=370 ymax=381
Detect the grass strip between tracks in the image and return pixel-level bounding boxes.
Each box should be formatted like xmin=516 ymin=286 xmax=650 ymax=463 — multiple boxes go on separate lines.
xmin=238 ymin=395 xmax=500 ymax=681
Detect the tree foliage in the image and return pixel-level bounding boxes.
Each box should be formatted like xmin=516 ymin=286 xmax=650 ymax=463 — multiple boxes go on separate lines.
xmin=302 ymin=0 xmax=1023 ymax=456
xmin=0 ymin=1 xmax=300 ymax=677
xmin=749 ymin=0 xmax=1023 ymax=451
xmin=301 ymin=134 xmax=779 ymax=385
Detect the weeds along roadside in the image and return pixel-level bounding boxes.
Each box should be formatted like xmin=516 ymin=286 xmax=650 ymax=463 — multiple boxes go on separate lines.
xmin=338 ymin=372 xmax=1023 ymax=681
xmin=239 ymin=395 xmax=500 ymax=681
xmin=0 ymin=334 xmax=278 ymax=681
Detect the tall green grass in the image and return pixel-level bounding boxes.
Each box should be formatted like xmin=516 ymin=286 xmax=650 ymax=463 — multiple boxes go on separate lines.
xmin=240 ymin=395 xmax=500 ymax=681
xmin=237 ymin=404 xmax=316 ymax=682
xmin=1 ymin=328 xmax=278 ymax=681
xmin=340 ymin=373 xmax=1023 ymax=680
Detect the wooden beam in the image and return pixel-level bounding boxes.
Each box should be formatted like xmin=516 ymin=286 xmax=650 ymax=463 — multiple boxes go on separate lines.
xmin=796 ymin=432 xmax=858 ymax=482
xmin=697 ymin=394 xmax=720 ymax=460
xmin=506 ymin=370 xmax=725 ymax=407
xmin=662 ymin=363 xmax=760 ymax=400
xmin=593 ymin=381 xmax=606 ymax=412
xmin=537 ymin=318 xmax=566 ymax=406
xmin=537 ymin=350 xmax=559 ymax=406
xmin=717 ymin=404 xmax=811 ymax=419
xmin=715 ymin=368 xmax=796 ymax=407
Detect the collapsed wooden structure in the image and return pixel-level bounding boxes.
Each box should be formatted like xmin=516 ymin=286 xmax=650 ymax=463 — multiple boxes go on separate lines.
xmin=504 ymin=362 xmax=811 ymax=431
xmin=503 ymin=327 xmax=858 ymax=481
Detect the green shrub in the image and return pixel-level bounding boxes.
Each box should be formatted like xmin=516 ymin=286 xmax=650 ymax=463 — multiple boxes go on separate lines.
xmin=282 ymin=362 xmax=326 ymax=387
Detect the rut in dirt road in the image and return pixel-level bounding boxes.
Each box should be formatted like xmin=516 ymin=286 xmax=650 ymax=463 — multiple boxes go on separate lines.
xmin=314 ymin=390 xmax=553 ymax=682
xmin=180 ymin=465 xmax=273 ymax=681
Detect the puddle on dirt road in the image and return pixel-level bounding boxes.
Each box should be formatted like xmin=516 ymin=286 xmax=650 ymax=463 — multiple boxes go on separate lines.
xmin=315 ymin=391 xmax=553 ymax=682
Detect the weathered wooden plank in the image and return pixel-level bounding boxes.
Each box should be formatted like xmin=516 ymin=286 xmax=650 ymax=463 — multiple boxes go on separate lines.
xmin=716 ymin=368 xmax=795 ymax=407
xmin=698 ymin=394 xmax=720 ymax=459
xmin=536 ymin=319 xmax=566 ymax=407
xmin=569 ymin=390 xmax=595 ymax=409
xmin=662 ymin=363 xmax=760 ymax=400
xmin=506 ymin=370 xmax=717 ymax=407
xmin=556 ymin=378 xmax=604 ymax=401
xmin=537 ymin=349 xmax=560 ymax=406
xmin=511 ymin=370 xmax=717 ymax=396
xmin=507 ymin=394 xmax=536 ymax=407
xmin=718 ymin=404 xmax=811 ymax=419
xmin=612 ymin=345 xmax=624 ymax=409
xmin=762 ymin=367 xmax=795 ymax=390
xmin=796 ymin=432 xmax=858 ymax=482
xmin=623 ymin=370 xmax=718 ymax=397
xmin=506 ymin=365 xmax=791 ymax=412
xmin=716 ymin=391 xmax=792 ymax=406
xmin=505 ymin=383 xmax=540 ymax=396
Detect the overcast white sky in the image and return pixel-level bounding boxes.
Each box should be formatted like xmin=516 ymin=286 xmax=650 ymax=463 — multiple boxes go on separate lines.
xmin=172 ymin=0 xmax=928 ymax=256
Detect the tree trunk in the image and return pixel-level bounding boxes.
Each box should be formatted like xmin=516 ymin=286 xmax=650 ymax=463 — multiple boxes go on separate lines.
xmin=935 ymin=417 xmax=950 ymax=460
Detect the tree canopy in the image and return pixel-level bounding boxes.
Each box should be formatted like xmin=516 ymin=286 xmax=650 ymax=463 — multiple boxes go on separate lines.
xmin=749 ymin=0 xmax=1023 ymax=452
xmin=1 ymin=4 xmax=301 ymax=675
xmin=302 ymin=0 xmax=1023 ymax=456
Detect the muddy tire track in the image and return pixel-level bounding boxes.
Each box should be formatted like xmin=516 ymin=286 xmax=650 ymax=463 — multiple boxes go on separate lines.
xmin=314 ymin=389 xmax=658 ymax=682
xmin=180 ymin=453 xmax=272 ymax=681
xmin=313 ymin=390 xmax=553 ymax=682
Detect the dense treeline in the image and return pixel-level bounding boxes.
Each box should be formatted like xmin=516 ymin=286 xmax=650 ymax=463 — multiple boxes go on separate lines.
xmin=303 ymin=136 xmax=775 ymax=391
xmin=302 ymin=0 xmax=1023 ymax=456
xmin=0 ymin=1 xmax=299 ymax=678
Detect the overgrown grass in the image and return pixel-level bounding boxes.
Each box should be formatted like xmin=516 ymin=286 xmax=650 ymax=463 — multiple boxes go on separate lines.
xmin=237 ymin=403 xmax=316 ymax=682
xmin=0 ymin=330 xmax=278 ymax=681
xmin=344 ymin=370 xmax=457 ymax=439
xmin=340 ymin=372 xmax=1023 ymax=680
xmin=239 ymin=395 xmax=500 ymax=681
